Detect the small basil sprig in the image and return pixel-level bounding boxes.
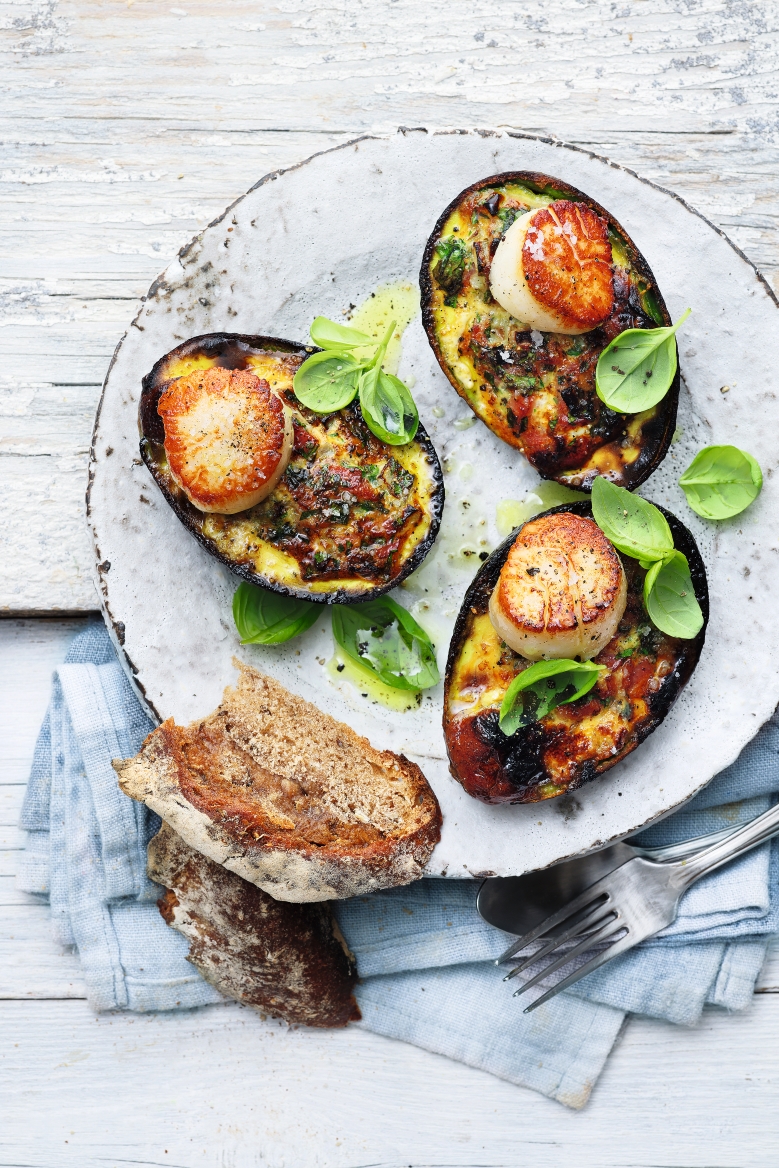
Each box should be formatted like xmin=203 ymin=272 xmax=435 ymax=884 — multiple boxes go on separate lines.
xmin=679 ymin=444 xmax=763 ymax=520
xmin=499 ymin=659 xmax=605 ymax=737
xmin=596 ymin=308 xmax=690 ymax=414
xmin=331 ymin=597 xmax=439 ymax=691
xmin=293 ymin=316 xmax=419 ymax=446
xmin=232 ymin=582 xmax=321 ymax=645
xmin=590 ymin=477 xmax=674 ymax=566
xmin=591 ymin=478 xmax=704 ymax=640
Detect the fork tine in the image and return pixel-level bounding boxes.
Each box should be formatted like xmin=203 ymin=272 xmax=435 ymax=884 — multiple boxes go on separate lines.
xmin=503 ymin=902 xmax=617 ymax=980
xmin=512 ymin=915 xmax=624 ymax=997
xmin=496 ymin=887 xmax=611 ymax=965
xmin=521 ymin=928 xmax=639 ymax=1013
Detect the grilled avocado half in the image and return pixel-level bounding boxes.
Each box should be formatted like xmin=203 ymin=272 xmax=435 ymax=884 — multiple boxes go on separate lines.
xmin=420 ymin=172 xmax=678 ymax=491
xmin=139 ymin=333 xmax=444 ymax=603
xmin=443 ymin=501 xmax=708 ymax=805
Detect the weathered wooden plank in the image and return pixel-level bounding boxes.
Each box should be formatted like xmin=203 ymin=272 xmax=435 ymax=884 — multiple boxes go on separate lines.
xmin=0 ymin=618 xmax=89 ymax=754
xmin=2 ymin=0 xmax=779 ymax=609
xmin=0 ymin=903 xmax=85 ymax=999
xmin=0 ymin=994 xmax=778 ymax=1167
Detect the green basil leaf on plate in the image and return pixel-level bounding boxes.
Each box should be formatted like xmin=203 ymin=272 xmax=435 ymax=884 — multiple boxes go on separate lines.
xmin=331 ymin=597 xmax=439 ymax=691
xmin=232 ymin=582 xmax=322 ymax=645
xmin=643 ymin=550 xmax=704 ymax=640
xmin=591 ymin=478 xmax=674 ymax=563
xmin=293 ymin=351 xmax=361 ymax=413
xmin=499 ymin=658 xmax=605 ymax=737
xmin=679 ymin=444 xmax=763 ymax=520
xmin=359 ymin=366 xmax=419 ymax=446
xmin=309 ymin=315 xmax=373 ymax=350
xmin=595 ymin=308 xmax=690 ymax=414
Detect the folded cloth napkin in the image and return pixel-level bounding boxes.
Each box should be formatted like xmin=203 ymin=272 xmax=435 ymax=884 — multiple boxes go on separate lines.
xmin=17 ymin=621 xmax=778 ymax=1109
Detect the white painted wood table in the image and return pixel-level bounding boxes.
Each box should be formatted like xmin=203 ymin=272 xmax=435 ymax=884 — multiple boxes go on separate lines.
xmin=2 ymin=2 xmax=779 ymax=1164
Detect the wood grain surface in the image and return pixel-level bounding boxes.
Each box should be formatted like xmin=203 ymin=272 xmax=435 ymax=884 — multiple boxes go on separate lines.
xmin=2 ymin=0 xmax=778 ymax=611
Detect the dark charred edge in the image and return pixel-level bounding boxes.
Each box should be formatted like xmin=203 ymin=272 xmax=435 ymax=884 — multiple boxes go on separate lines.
xmin=138 ymin=333 xmax=445 ymax=605
xmin=443 ymin=501 xmax=709 ymax=804
xmin=418 ymin=170 xmax=680 ymax=493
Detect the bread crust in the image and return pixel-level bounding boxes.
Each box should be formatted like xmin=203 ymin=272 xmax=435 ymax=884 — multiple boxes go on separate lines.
xmin=148 ymin=822 xmax=360 ymax=1027
xmin=115 ymin=661 xmax=442 ymax=902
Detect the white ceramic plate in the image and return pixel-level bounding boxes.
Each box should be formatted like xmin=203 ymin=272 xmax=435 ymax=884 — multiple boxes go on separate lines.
xmin=88 ymin=129 xmax=779 ymax=878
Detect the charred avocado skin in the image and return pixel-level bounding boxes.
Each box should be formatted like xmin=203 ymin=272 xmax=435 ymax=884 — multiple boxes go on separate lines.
xmin=443 ymin=501 xmax=708 ymax=805
xmin=139 ymin=333 xmax=444 ymax=604
xmin=420 ymin=172 xmax=679 ymax=492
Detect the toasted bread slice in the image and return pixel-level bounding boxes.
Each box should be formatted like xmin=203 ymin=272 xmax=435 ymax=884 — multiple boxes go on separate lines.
xmin=148 ymin=822 xmax=360 ymax=1027
xmin=115 ymin=661 xmax=442 ymax=902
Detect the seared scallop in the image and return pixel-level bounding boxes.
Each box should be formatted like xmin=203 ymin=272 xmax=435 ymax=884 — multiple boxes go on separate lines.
xmin=157 ymin=367 xmax=293 ymax=514
xmin=489 ymin=200 xmax=614 ymax=335
xmin=489 ymin=512 xmax=627 ymax=661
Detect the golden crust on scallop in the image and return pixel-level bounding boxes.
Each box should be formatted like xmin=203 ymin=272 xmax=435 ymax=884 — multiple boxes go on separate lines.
xmin=523 ymin=201 xmax=614 ymax=331
xmin=158 ymin=367 xmax=292 ymax=515
xmin=489 ymin=512 xmax=627 ymax=661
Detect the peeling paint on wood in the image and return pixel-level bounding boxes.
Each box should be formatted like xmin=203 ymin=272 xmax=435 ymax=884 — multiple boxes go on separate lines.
xmin=2 ymin=0 xmax=779 ymax=611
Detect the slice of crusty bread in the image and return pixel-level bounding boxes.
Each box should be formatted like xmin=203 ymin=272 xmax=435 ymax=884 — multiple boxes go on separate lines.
xmin=115 ymin=660 xmax=442 ymax=902
xmin=148 ymin=822 xmax=360 ymax=1027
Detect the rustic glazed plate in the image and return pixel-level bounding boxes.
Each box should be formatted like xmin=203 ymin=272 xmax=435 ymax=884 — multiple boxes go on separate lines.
xmin=88 ymin=130 xmax=779 ymax=878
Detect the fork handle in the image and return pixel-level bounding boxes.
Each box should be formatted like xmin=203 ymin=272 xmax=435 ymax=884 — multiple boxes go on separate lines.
xmin=672 ymin=800 xmax=779 ymax=890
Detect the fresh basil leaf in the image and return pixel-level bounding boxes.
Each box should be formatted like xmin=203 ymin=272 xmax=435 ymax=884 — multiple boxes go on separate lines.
xmin=331 ymin=597 xmax=439 ymax=691
xmin=595 ymin=309 xmax=690 ymax=414
xmin=591 ymin=477 xmax=674 ymax=563
xmin=293 ymin=351 xmax=361 ymax=413
xmin=499 ymin=658 xmax=605 ymax=737
xmin=359 ymin=367 xmax=419 ymax=446
xmin=309 ymin=316 xmax=373 ymax=350
xmin=232 ymin=583 xmax=321 ymax=645
xmin=643 ymin=550 xmax=704 ymax=640
xmin=679 ymin=444 xmax=763 ymax=520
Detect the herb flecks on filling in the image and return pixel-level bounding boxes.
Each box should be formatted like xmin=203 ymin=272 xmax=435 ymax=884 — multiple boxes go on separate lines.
xmin=256 ymin=402 xmax=418 ymax=580
xmin=426 ymin=182 xmax=667 ymax=488
xmin=205 ymin=392 xmax=423 ymax=585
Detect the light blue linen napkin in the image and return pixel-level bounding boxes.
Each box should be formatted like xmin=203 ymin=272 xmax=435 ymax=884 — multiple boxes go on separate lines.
xmin=17 ymin=621 xmax=777 ymax=1108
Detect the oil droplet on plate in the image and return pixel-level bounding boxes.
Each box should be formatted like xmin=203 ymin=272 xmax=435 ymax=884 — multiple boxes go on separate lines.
xmin=325 ymin=651 xmax=419 ymax=711
xmin=347 ymin=281 xmax=420 ymax=375
xmin=496 ymin=482 xmax=587 ymax=537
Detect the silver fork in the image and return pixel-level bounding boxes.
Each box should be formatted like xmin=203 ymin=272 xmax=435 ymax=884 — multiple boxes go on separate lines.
xmin=497 ymin=801 xmax=779 ymax=1013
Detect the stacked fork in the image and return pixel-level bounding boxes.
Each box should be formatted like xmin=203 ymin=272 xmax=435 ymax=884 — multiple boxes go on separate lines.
xmin=498 ymin=802 xmax=779 ymax=1011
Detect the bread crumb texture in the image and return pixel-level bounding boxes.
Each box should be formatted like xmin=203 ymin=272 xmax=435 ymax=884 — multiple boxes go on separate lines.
xmin=114 ymin=661 xmax=442 ymax=901
xmin=149 ymin=822 xmax=360 ymax=1027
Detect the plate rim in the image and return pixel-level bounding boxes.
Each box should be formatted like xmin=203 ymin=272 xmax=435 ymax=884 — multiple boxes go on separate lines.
xmin=85 ymin=126 xmax=779 ymax=870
